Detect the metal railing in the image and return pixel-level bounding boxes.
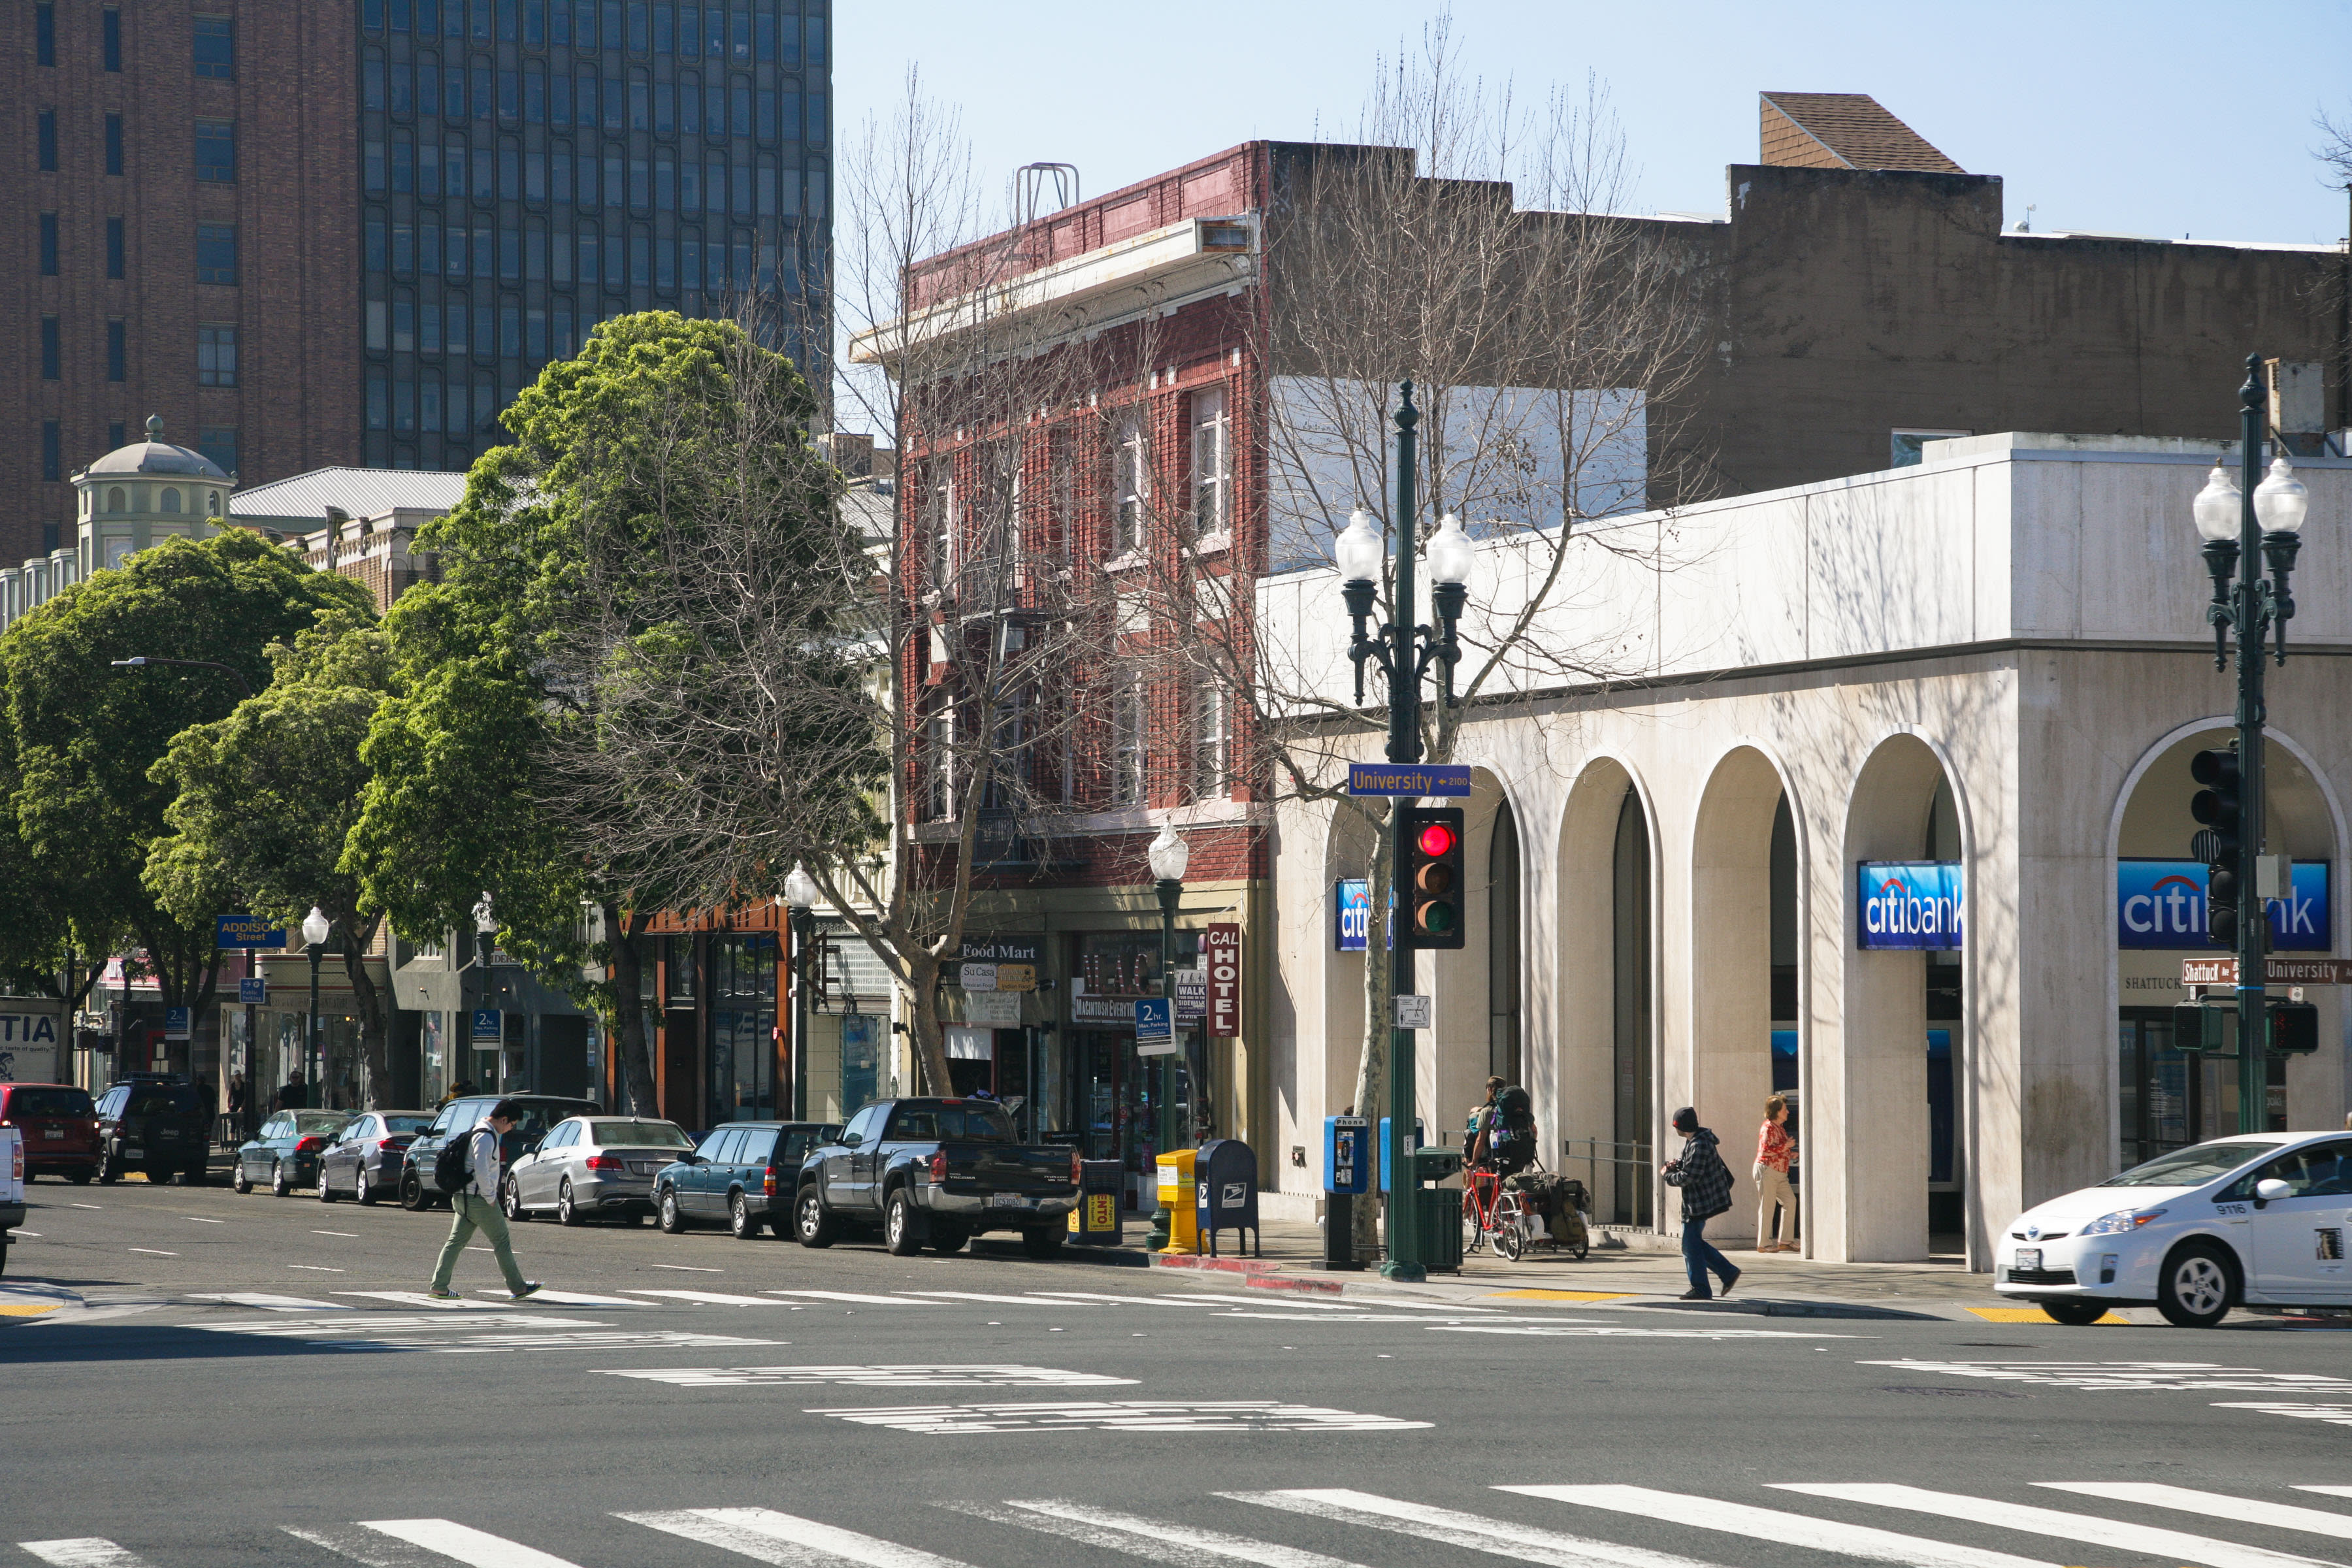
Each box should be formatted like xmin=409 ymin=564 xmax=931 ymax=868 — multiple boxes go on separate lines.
xmin=1563 ymin=1137 xmax=1654 ymax=1228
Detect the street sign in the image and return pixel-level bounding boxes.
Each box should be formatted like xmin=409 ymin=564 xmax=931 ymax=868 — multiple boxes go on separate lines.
xmin=1174 ymin=970 xmax=1207 ymax=1022
xmin=1347 ymin=762 xmax=1471 ymax=798
xmin=960 ymin=962 xmax=999 ymax=992
xmin=215 ymin=913 xmax=287 ymax=949
xmin=2183 ymin=956 xmax=2352 ymax=986
xmin=1394 ymin=994 xmax=1432 ymax=1030
xmin=164 ymin=1006 xmax=191 ymax=1041
xmin=1134 ymin=997 xmax=1177 ymax=1056
xmin=470 ymin=1007 xmax=502 ymax=1043
xmin=237 ymin=976 xmax=267 ymax=1005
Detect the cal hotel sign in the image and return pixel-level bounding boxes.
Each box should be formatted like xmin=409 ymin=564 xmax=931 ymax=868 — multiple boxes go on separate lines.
xmin=1856 ymin=862 xmax=1963 ymax=950
xmin=1203 ymin=923 xmax=1241 ymax=1037
xmin=2117 ymin=859 xmax=2330 ymax=951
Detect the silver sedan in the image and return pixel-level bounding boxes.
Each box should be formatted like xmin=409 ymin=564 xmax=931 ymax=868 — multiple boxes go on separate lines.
xmin=502 ymin=1115 xmax=696 ymax=1226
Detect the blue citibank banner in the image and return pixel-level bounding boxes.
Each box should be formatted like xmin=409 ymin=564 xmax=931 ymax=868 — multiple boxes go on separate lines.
xmin=1332 ymin=880 xmax=1394 ymax=951
xmin=2117 ymin=858 xmax=2330 ymax=951
xmin=1857 ymin=862 xmax=1963 ymax=950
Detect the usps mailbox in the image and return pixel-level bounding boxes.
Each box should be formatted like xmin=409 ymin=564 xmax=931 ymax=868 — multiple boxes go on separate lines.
xmin=1194 ymin=1137 xmax=1260 ymax=1258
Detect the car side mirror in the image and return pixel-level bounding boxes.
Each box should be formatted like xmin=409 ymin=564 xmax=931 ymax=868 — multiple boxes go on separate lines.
xmin=682 ymin=1153 xmax=703 ymax=1166
xmin=841 ymin=1133 xmax=862 ymax=1149
xmin=2255 ymin=1178 xmax=2293 ymax=1205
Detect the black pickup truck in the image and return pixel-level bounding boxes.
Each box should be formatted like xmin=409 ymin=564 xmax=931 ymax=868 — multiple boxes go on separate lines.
xmin=792 ymin=1097 xmax=1079 ymax=1258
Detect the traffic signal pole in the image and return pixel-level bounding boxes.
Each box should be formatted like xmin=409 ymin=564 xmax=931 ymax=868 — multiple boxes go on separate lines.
xmin=2230 ymin=364 xmax=2268 ymax=1135
xmin=1384 ymin=384 xmax=1424 ymax=1282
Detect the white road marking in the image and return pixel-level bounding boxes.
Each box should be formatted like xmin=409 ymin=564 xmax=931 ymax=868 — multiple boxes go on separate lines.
xmin=951 ymin=1498 xmax=1374 ymax=1567
xmin=765 ymin=1289 xmax=943 ymax=1306
xmin=648 ymin=1262 xmax=723 ymax=1272
xmin=816 ymin=1401 xmax=1429 ymax=1435
xmin=1019 ymin=1291 xmax=1200 ymax=1306
xmin=1219 ymin=1313 xmax=1558 ymax=1324
xmin=24 ymin=1304 xmax=161 ymax=1327
xmin=11 ymin=1230 xmax=35 ymax=1237
xmin=2039 ymin=1484 xmax=2352 ymax=1539
xmin=188 ymin=1292 xmax=348 ymax=1311
xmin=1345 ymin=1295 xmax=1501 ymax=1313
xmin=1859 ymin=1358 xmax=2352 ymax=1394
xmin=312 ymin=1230 xmax=360 ymax=1237
xmin=1227 ymin=1488 xmax=1722 ymax=1568
xmin=288 ymin=1265 xmax=346 ymax=1272
xmin=338 ymin=1291 xmax=514 ymax=1310
xmin=126 ymin=1248 xmax=178 ymax=1256
xmin=183 ymin=1216 xmax=225 ymax=1224
xmin=69 ymin=1202 xmax=101 ymax=1209
xmin=599 ymin=1364 xmax=1137 ymax=1388
xmin=1435 ymin=1325 xmax=1863 ymax=1339
xmin=898 ymin=1290 xmax=1103 ymax=1307
xmin=1773 ymin=1483 xmax=2340 ymax=1568
xmin=476 ymin=1288 xmax=646 ymax=1306
xmin=2215 ymin=1402 xmax=2352 ymax=1426
xmin=201 ymin=1314 xmax=608 ymax=1335
xmin=360 ymin=1519 xmax=583 ymax=1567
xmin=281 ymin=1524 xmax=451 ymax=1565
xmin=626 ymin=1288 xmax=792 ymax=1306
xmin=623 ymin=1505 xmax=973 ymax=1567
xmin=2301 ymin=1488 xmax=2352 ymax=1500
xmin=1505 ymin=1484 xmax=2063 ymax=1568
xmin=18 ymin=1541 xmax=157 ymax=1567
xmin=1173 ymin=1292 xmax=1365 ymax=1311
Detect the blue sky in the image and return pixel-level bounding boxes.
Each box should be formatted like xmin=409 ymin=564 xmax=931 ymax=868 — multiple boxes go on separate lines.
xmin=836 ymin=0 xmax=2352 ymax=246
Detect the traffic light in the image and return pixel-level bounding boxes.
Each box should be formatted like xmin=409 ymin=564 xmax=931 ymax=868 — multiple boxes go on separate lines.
xmin=2171 ymin=1000 xmax=2236 ymax=1056
xmin=2189 ymin=747 xmax=2242 ymax=947
xmin=1401 ymin=806 xmax=1466 ymax=949
xmin=2268 ymin=999 xmax=2320 ymax=1055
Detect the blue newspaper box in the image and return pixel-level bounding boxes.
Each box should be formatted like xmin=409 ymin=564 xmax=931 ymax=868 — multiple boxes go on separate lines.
xmin=1377 ymin=1117 xmax=1426 ymax=1192
xmin=1194 ymin=1138 xmax=1259 ymax=1258
xmin=1322 ymin=1116 xmax=1370 ymax=1195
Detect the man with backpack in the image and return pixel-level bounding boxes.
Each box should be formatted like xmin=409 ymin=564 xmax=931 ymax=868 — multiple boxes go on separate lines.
xmin=427 ymin=1100 xmax=542 ymax=1301
xmin=1661 ymin=1104 xmax=1739 ymax=1301
xmin=1469 ymin=1079 xmax=1537 ymax=1177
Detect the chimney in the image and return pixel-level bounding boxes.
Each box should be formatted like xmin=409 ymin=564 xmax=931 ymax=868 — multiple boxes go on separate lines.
xmin=1759 ymin=92 xmax=1963 ymax=174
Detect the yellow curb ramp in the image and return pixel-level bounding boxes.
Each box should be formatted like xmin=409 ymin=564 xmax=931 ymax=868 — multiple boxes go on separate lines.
xmin=1967 ymin=1305 xmax=2130 ymax=1325
xmin=1486 ymin=1289 xmax=1634 ymax=1302
xmin=0 ymin=1302 xmax=64 ymax=1316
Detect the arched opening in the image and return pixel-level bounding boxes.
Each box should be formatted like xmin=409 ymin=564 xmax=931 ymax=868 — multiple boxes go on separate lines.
xmin=160 ymin=488 xmax=182 ymax=513
xmin=107 ymin=487 xmax=125 ymax=514
xmin=1612 ymin=787 xmax=1653 ymax=1226
xmin=1488 ymin=797 xmax=1521 ymax=1086
xmin=1557 ymin=758 xmax=1655 ymax=1228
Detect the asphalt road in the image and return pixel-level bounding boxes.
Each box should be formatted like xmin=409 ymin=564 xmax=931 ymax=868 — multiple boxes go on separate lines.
xmin=6 ymin=1175 xmax=2352 ymax=1568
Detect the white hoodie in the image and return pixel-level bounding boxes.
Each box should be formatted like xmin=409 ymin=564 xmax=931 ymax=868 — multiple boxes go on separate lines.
xmin=463 ymin=1123 xmax=503 ymax=1200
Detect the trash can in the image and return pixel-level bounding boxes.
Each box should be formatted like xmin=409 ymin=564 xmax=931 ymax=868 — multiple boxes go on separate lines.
xmin=1066 ymin=1158 xmax=1124 ymax=1247
xmin=1194 ymin=1138 xmax=1259 ymax=1258
xmin=1320 ymin=1116 xmax=1369 ymax=1271
xmin=1411 ymin=1146 xmax=1465 ymax=1273
xmin=1154 ymin=1148 xmax=1200 ymax=1254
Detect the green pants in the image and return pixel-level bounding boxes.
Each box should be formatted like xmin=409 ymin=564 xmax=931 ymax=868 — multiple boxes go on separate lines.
xmin=431 ymin=1191 xmax=529 ymax=1295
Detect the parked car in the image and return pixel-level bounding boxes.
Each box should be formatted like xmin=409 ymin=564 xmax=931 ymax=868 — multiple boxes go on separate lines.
xmin=0 ymin=1124 xmax=23 ymax=1275
xmin=233 ymin=1109 xmax=354 ymax=1196
xmin=95 ymin=1075 xmax=213 ymax=1186
xmin=1995 ymin=1130 xmax=2352 ymax=1328
xmin=0 ymin=1083 xmax=99 ymax=1183
xmin=399 ymin=1094 xmax=600 ymax=1210
xmin=794 ymin=1098 xmax=1080 ymax=1258
xmin=654 ymin=1121 xmax=839 ymax=1239
xmin=500 ymin=1115 xmax=694 ymax=1225
xmin=316 ymin=1111 xmax=433 ymax=1205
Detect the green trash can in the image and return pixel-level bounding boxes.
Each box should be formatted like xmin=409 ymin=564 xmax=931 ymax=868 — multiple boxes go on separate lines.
xmin=1410 ymin=1147 xmax=1464 ymax=1272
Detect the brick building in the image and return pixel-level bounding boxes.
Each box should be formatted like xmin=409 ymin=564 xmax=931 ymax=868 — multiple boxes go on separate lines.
xmin=7 ymin=0 xmax=833 ymax=569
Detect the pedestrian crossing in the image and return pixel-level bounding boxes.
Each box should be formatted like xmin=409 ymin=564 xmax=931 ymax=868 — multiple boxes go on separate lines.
xmin=20 ymin=1481 xmax=2352 ymax=1568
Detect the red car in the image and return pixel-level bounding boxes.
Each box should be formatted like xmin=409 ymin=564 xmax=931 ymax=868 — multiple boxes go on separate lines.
xmin=0 ymin=1083 xmax=101 ymax=1183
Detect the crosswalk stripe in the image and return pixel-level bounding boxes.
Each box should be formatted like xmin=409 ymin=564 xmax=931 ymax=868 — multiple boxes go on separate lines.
xmin=1224 ymin=1488 xmax=1725 ymax=1568
xmin=476 ymin=1288 xmax=647 ymax=1306
xmin=1175 ymin=1293 xmax=1365 ymax=1311
xmin=1502 ymin=1485 xmax=2063 ymax=1568
xmin=2298 ymin=1488 xmax=2352 ymax=1501
xmin=282 ymin=1524 xmax=453 ymax=1565
xmin=18 ymin=1541 xmax=156 ymax=1568
xmin=1772 ymin=1483 xmax=2342 ymax=1568
xmin=621 ymin=1506 xmax=973 ymax=1566
xmin=624 ymin=1288 xmax=787 ymax=1305
xmin=958 ymin=1497 xmax=1374 ymax=1567
xmin=189 ymin=1292 xmax=348 ymax=1311
xmin=764 ymin=1290 xmax=943 ymax=1306
xmin=898 ymin=1290 xmax=1101 ymax=1306
xmin=359 ymin=1519 xmax=583 ymax=1567
xmin=1019 ymin=1291 xmax=1194 ymax=1306
xmin=2037 ymin=1482 xmax=2352 ymax=1539
xmin=336 ymin=1292 xmax=511 ymax=1310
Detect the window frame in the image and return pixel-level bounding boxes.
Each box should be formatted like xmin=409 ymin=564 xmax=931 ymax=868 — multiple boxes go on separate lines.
xmin=1189 ymin=385 xmax=1232 ymax=542
xmin=194 ymin=119 xmax=238 ymax=184
xmin=1110 ymin=674 xmax=1145 ymax=807
xmin=198 ymin=323 xmax=238 ymax=387
xmin=1111 ymin=414 xmax=1149 ymax=559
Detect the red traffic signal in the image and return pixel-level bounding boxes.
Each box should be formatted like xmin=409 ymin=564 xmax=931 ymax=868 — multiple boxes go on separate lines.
xmin=1403 ymin=806 xmax=1466 ymax=950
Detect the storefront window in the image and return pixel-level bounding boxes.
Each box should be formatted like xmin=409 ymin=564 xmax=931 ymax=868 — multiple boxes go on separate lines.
xmin=708 ymin=931 xmax=777 ymax=1124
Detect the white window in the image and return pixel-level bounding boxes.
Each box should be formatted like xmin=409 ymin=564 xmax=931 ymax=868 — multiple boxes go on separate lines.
xmin=1109 ymin=676 xmax=1144 ymax=806
xmin=1111 ymin=416 xmax=1148 ymax=558
xmin=1889 ymin=428 xmax=1970 ymax=468
xmin=1193 ymin=675 xmax=1226 ymax=799
xmin=924 ymin=463 xmax=955 ymax=589
xmin=924 ymin=708 xmax=955 ymax=820
xmin=1190 ymin=386 xmax=1229 ymax=538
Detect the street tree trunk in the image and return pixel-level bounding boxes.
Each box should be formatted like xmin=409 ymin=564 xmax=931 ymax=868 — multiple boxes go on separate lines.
xmin=905 ymin=956 xmax=953 ymax=1096
xmin=339 ymin=911 xmax=391 ymax=1109
xmin=602 ymin=900 xmax=659 ymax=1116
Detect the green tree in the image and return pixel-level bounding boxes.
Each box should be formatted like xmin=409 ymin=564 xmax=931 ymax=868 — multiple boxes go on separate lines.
xmin=0 ymin=532 xmax=372 ymax=1035
xmin=346 ymin=311 xmax=846 ymax=1116
xmin=146 ymin=613 xmax=400 ymax=1105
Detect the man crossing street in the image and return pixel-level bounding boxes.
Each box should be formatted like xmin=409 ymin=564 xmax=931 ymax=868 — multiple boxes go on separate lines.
xmin=428 ymin=1099 xmax=542 ymax=1301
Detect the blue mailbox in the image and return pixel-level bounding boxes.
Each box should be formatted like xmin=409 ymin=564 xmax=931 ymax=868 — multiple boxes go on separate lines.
xmin=1322 ymin=1116 xmax=1370 ymax=1195
xmin=1377 ymin=1117 xmax=1426 ymax=1193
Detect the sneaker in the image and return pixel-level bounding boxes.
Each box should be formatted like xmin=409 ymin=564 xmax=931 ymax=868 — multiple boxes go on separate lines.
xmin=1720 ymin=1266 xmax=1741 ymax=1298
xmin=425 ymin=1288 xmax=459 ymax=1300
xmin=1677 ymin=1288 xmax=1711 ymax=1301
xmin=512 ymin=1281 xmax=543 ymax=1299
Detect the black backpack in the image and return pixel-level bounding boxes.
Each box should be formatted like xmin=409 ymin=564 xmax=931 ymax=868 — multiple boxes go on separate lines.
xmin=433 ymin=1127 xmax=477 ymax=1194
xmin=1488 ymin=1086 xmax=1536 ymax=1169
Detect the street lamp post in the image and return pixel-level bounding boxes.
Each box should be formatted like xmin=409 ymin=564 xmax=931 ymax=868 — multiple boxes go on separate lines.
xmin=1145 ymin=821 xmax=1189 ymax=1250
xmin=472 ymin=897 xmax=499 ymax=1092
xmin=2189 ymin=355 xmax=2310 ymax=1135
xmin=1335 ymin=382 xmax=1473 ymax=1282
xmin=301 ymin=906 xmax=331 ymax=1107
xmin=783 ymin=863 xmax=820 ymax=1124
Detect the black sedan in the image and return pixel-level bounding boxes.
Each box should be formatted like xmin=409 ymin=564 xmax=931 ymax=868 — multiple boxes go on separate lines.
xmin=233 ymin=1110 xmax=355 ymax=1196
xmin=316 ymin=1111 xmax=433 ymax=1205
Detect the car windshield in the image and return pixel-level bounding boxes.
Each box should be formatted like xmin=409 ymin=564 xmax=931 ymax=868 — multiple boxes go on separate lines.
xmin=889 ymin=1103 xmax=1017 ymax=1142
xmin=382 ymin=1115 xmax=432 ymax=1134
xmin=10 ymin=1088 xmax=93 ymax=1117
xmin=591 ymin=1119 xmax=691 ymax=1148
xmin=2100 ymin=1141 xmax=2278 ymax=1188
xmin=512 ymin=1101 xmax=597 ymax=1137
xmin=292 ymin=1111 xmax=350 ymax=1135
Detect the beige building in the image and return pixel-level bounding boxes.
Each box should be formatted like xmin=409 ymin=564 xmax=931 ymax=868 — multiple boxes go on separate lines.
xmin=1259 ymin=433 xmax=2352 ymax=1268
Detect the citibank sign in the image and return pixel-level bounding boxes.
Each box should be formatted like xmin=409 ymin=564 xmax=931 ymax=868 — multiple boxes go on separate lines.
xmin=2117 ymin=858 xmax=2330 ymax=951
xmin=1857 ymin=862 xmax=1963 ymax=951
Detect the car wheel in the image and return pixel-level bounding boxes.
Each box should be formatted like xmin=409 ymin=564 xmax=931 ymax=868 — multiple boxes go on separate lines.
xmin=317 ymin=1165 xmax=336 ymax=1202
xmin=399 ymin=1170 xmax=425 ymax=1211
xmin=883 ymin=1189 xmax=925 ymax=1256
xmin=502 ymin=1177 xmax=525 ymax=1222
xmin=658 ymin=1187 xmax=686 ymax=1233
xmin=2157 ymin=1241 xmax=2235 ymax=1328
xmin=795 ymin=1186 xmax=840 ymax=1249
xmin=557 ymin=1179 xmax=583 ymax=1226
xmin=354 ymin=1168 xmax=376 ymax=1206
xmin=2041 ymin=1299 xmax=2114 ymax=1326
xmin=930 ymin=1224 xmax=970 ymax=1256
xmin=731 ymin=1192 xmax=765 ymax=1241
xmin=232 ymin=1162 xmax=252 ymax=1194
xmin=96 ymin=1149 xmax=118 ymax=1184
xmin=270 ymin=1160 xmax=291 ymax=1198
xmin=1020 ymin=1226 xmax=1066 ymax=1260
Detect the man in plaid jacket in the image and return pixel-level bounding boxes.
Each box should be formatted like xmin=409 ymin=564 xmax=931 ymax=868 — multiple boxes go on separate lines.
xmin=1662 ymin=1105 xmax=1740 ymax=1301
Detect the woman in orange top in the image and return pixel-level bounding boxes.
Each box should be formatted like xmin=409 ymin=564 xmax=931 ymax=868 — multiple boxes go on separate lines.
xmin=1754 ymin=1094 xmax=1797 ymax=1252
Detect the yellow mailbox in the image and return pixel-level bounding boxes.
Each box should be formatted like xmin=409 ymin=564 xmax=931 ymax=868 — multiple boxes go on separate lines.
xmin=1154 ymin=1148 xmax=1200 ymax=1254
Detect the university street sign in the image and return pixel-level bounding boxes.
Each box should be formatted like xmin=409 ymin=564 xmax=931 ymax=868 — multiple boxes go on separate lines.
xmin=2181 ymin=956 xmax=2352 ymax=987
xmin=1345 ymin=762 xmax=1471 ymax=797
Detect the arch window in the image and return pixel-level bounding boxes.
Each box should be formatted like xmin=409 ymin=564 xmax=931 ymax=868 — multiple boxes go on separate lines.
xmin=160 ymin=488 xmax=182 ymax=514
xmin=206 ymin=491 xmax=221 ymax=514
xmin=107 ymin=487 xmax=125 ymax=514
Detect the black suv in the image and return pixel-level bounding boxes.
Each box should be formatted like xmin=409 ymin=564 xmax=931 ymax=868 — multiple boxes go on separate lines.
xmin=93 ymin=1074 xmax=212 ymax=1186
xmin=399 ymin=1093 xmax=599 ymax=1209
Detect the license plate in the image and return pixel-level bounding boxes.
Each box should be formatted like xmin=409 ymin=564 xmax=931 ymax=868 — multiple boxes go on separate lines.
xmin=44 ymin=1126 xmax=63 ymax=1139
xmin=987 ymin=1194 xmax=1030 ymax=1209
xmin=2015 ymin=1248 xmax=2041 ymax=1272
xmin=126 ymin=1146 xmax=143 ymax=1158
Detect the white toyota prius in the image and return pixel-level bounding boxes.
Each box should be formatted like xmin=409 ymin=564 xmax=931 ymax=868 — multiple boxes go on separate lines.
xmin=1995 ymin=1130 xmax=2352 ymax=1327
